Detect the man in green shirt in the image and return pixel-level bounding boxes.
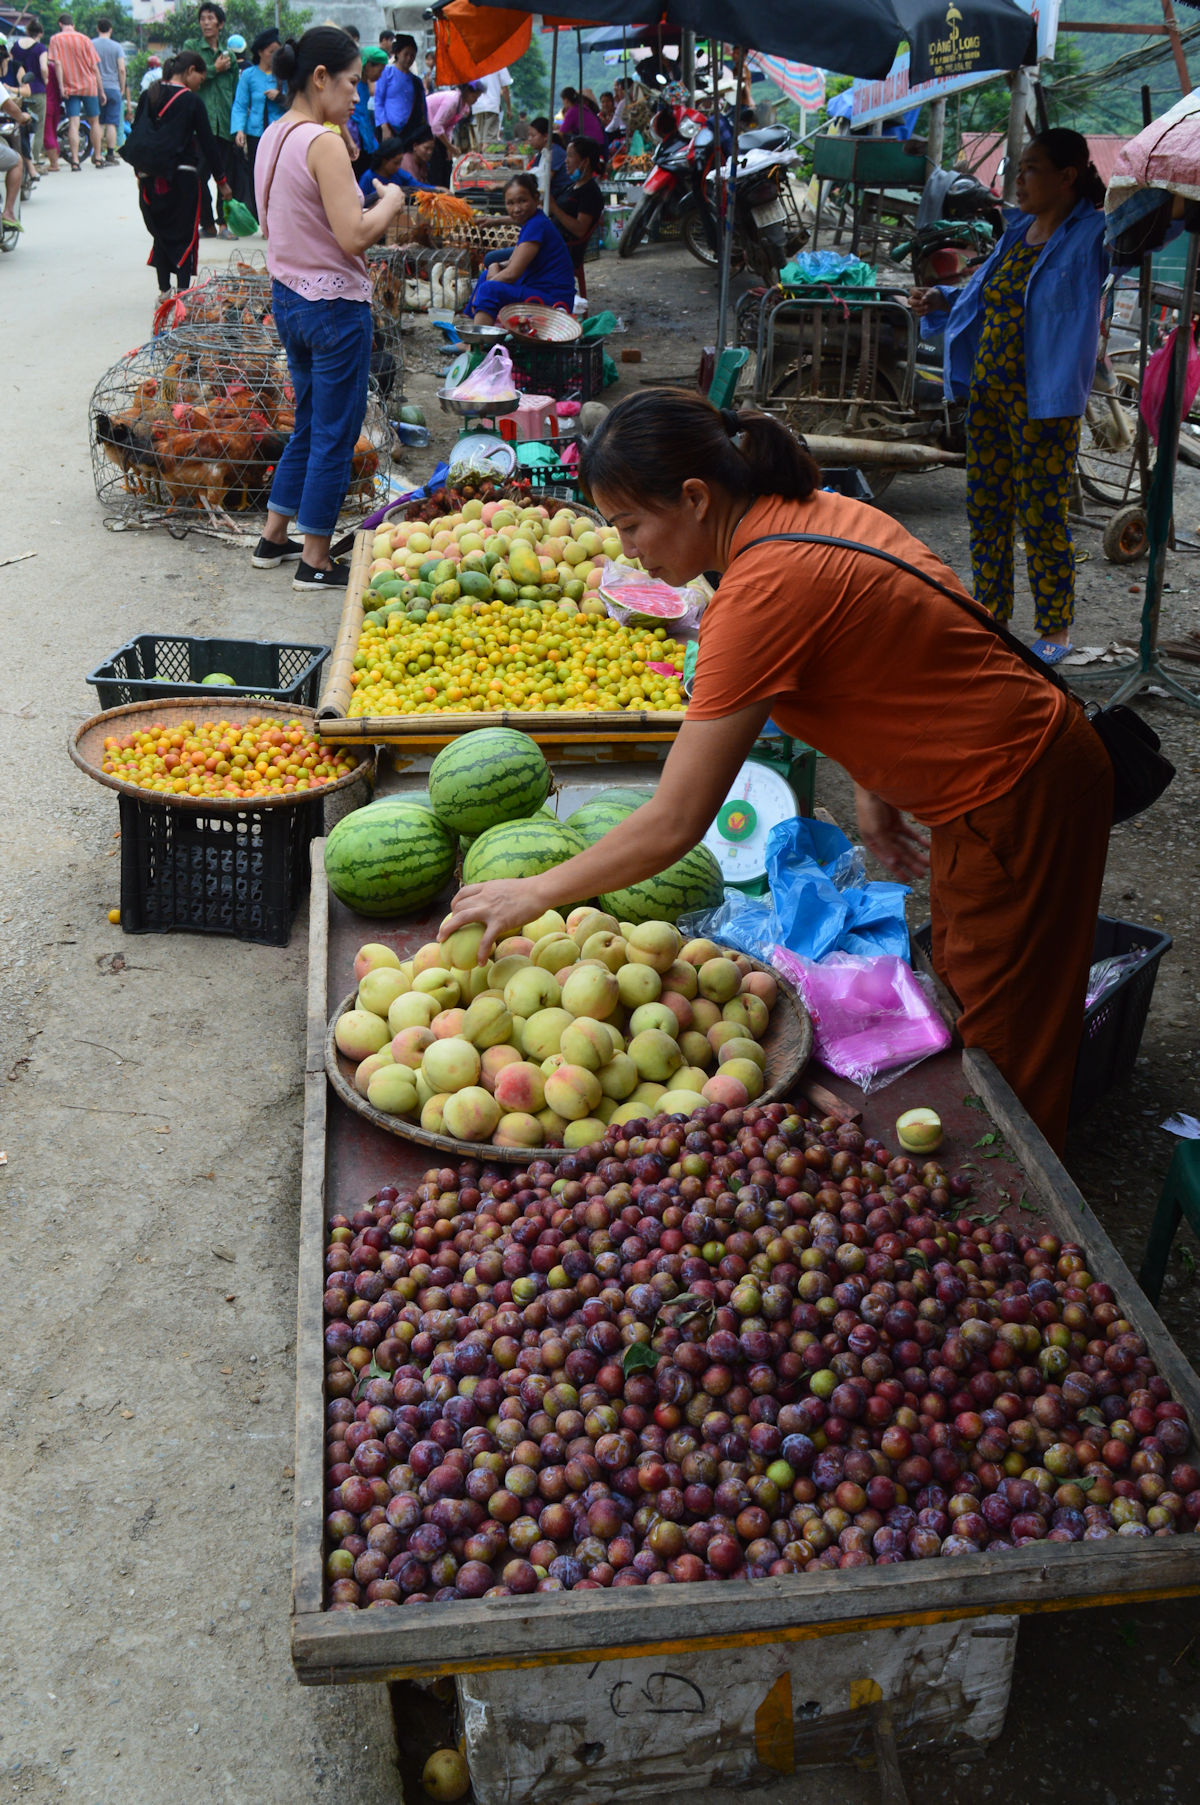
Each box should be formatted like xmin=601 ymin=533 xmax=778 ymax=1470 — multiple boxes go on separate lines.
xmin=187 ymin=1 xmax=248 ymax=234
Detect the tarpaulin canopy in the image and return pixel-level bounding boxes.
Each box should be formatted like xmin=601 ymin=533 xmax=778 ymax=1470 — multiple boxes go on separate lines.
xmin=432 ymin=3 xmax=609 ymax=84
xmin=746 ymin=51 xmax=825 ymax=110
xmin=433 ymin=2 xmax=531 ymax=84
xmin=460 ymin=0 xmax=1038 ymax=82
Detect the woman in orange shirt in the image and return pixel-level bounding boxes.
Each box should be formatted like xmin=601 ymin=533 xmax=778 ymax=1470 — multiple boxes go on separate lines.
xmin=441 ymin=390 xmax=1113 ymax=1152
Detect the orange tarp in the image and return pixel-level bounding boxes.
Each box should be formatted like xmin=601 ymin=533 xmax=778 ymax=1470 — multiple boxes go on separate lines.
xmin=434 ymin=4 xmax=617 ymax=84
xmin=434 ymin=4 xmax=532 ymax=84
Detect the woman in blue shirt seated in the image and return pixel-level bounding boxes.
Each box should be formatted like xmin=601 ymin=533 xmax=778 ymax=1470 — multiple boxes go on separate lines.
xmin=230 ymin=27 xmax=285 ymax=182
xmin=465 ymin=172 xmax=575 ymax=324
xmin=357 ymin=139 xmax=438 ymax=200
xmin=911 ymin=129 xmax=1109 ymax=664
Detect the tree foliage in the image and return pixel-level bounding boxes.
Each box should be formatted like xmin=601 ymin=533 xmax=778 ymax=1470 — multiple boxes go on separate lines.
xmin=509 ymin=34 xmax=549 ymax=119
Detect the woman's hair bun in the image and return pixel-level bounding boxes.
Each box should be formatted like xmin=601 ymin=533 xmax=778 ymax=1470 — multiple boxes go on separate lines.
xmin=272 ymin=38 xmax=299 ymax=81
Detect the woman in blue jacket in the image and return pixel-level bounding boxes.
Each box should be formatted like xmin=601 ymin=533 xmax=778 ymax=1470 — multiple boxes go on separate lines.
xmin=230 ymin=28 xmax=285 ymax=183
xmin=912 ymin=130 xmax=1109 ymax=664
xmin=373 ymin=34 xmax=427 ymax=144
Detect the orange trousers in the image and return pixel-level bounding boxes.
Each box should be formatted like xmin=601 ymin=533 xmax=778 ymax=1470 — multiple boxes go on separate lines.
xmin=929 ymin=705 xmax=1112 ymax=1155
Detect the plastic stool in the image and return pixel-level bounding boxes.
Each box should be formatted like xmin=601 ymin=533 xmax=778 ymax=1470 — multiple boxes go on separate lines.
xmin=706 ymin=346 xmax=751 ymax=410
xmin=1137 ymin=1141 xmax=1200 ymax=1303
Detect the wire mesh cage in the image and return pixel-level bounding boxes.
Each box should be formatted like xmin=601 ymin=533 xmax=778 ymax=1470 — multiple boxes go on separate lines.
xmin=151 ymin=259 xmax=276 ymax=341
xmin=450 ymin=152 xmax=527 ymax=195
xmin=368 ymin=243 xmax=476 ymax=376
xmin=90 ymin=326 xmax=389 ymax=536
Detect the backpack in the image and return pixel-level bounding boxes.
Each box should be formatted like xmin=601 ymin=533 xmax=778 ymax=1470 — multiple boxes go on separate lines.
xmin=120 ymin=86 xmax=188 ymax=178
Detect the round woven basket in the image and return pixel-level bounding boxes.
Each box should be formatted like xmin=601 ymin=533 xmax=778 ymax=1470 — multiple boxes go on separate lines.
xmin=70 ymin=698 xmax=373 ymax=810
xmin=325 ymin=953 xmax=813 ymax=1163
xmin=497 ymin=302 xmax=582 ymax=343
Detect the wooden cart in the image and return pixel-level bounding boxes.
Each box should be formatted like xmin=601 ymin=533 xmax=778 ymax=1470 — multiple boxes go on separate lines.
xmin=292 ymin=843 xmax=1200 ymax=1800
xmin=313 ymin=533 xmax=687 ymax=769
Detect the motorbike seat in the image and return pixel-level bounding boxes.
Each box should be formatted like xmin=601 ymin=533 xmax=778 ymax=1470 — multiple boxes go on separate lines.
xmin=739 ymin=127 xmax=791 ymax=152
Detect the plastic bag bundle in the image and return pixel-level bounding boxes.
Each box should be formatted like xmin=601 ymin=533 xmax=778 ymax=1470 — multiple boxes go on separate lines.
xmin=774 ymin=950 xmax=951 ymax=1093
xmin=451 ymin=344 xmax=517 ymax=404
xmin=780 ymin=250 xmax=877 ymax=291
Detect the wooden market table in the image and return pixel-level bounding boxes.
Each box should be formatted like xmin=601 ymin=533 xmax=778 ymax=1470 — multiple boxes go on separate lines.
xmin=291 ymin=849 xmax=1200 ymax=1805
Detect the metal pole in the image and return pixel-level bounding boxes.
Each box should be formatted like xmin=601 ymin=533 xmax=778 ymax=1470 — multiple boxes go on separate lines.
xmin=682 ymin=29 xmax=694 ymax=95
xmin=926 ymin=98 xmax=945 ymax=173
xmin=577 ymin=29 xmax=583 ymax=100
xmin=1160 ymin=0 xmax=1194 ymax=95
xmin=1108 ymin=227 xmax=1200 ymax=712
xmin=543 ymin=28 xmax=559 ymax=213
xmin=717 ymin=45 xmax=743 ymax=354
xmin=1001 ymin=69 xmax=1028 ymax=206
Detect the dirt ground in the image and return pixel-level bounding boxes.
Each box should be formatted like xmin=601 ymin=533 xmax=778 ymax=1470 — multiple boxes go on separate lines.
xmin=2 ymin=175 xmax=1199 ymax=1805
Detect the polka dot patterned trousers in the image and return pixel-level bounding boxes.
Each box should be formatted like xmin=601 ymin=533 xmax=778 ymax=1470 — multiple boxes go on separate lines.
xmin=965 ymin=383 xmax=1080 ymax=636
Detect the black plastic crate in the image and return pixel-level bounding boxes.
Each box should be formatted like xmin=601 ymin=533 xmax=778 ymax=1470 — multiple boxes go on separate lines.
xmin=913 ymin=914 xmax=1171 ymax=1126
xmin=118 ymin=791 xmax=321 ymax=945
xmin=508 ymin=335 xmax=605 ymax=404
xmin=1071 ymin=915 xmax=1172 ymax=1119
xmin=87 ymin=635 xmax=330 ymax=711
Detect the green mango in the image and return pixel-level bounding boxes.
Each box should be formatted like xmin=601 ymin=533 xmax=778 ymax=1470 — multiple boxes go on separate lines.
xmin=433 ymin=558 xmax=457 ymax=586
xmin=459 ymin=570 xmax=493 ymax=601
xmin=518 ymin=585 xmax=542 ymax=601
xmin=493 ymin=578 xmax=518 ymax=604
xmin=418 ymin=558 xmax=442 ymax=582
xmin=416 ymin=582 xmax=436 ymax=600
xmin=431 ymin=579 xmax=461 ymax=606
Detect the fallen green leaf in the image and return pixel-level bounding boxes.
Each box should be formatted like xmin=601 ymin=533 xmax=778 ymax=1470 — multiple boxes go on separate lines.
xmin=621 ymin=1342 xmax=658 ymax=1376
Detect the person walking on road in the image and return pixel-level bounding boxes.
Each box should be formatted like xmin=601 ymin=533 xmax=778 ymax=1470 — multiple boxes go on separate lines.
xmin=91 ymin=18 xmax=126 ymax=167
xmin=9 ymin=21 xmax=48 ymax=177
xmin=129 ymin=53 xmax=231 ymax=296
xmin=231 ymin=27 xmax=285 ymax=198
xmin=48 ymin=13 xmax=101 ymax=171
xmin=252 ymin=27 xmax=409 ymax=588
xmin=910 ymin=130 xmax=1108 ymax=666
xmin=471 ymin=65 xmax=511 ymax=147
xmin=188 ymin=0 xmax=250 ymax=235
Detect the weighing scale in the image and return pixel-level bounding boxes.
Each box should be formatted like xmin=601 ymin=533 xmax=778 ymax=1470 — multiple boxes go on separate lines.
xmin=683 ymin=643 xmax=818 ymax=894
xmin=703 ymin=759 xmax=803 ymax=897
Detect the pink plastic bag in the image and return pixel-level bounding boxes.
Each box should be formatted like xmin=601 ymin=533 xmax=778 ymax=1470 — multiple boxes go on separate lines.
xmin=452 ymin=344 xmax=517 ymax=405
xmin=772 ymin=950 xmax=951 ymax=1093
xmin=1139 ymin=328 xmax=1200 ymax=445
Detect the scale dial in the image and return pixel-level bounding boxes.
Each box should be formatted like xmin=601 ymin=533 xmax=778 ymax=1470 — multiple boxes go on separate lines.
xmin=703 ymin=760 xmax=798 ymax=883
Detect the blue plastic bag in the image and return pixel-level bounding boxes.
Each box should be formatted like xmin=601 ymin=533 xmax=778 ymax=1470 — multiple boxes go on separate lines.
xmin=678 ymin=818 xmax=909 ymax=963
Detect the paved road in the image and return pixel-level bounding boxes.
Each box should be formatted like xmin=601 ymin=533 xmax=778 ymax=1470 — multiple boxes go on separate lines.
xmin=0 ymin=168 xmax=400 ymax=1803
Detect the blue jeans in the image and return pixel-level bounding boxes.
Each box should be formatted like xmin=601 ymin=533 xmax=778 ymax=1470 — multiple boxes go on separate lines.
xmin=269 ymin=283 xmax=372 ymax=537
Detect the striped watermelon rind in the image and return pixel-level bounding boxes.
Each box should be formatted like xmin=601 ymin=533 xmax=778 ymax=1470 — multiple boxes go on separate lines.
xmin=325 ymin=798 xmax=457 ymax=917
xmin=463 ymin=815 xmax=587 ymax=887
xmin=566 ymin=787 xmax=651 ymax=846
xmin=600 ymin=842 xmax=725 ymax=926
xmin=428 ymin=729 xmax=553 ymax=838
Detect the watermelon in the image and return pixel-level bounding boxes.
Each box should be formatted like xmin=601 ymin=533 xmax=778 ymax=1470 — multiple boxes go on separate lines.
xmin=463 ymin=815 xmax=586 ymax=887
xmin=600 ymin=842 xmax=725 ymax=926
xmin=428 ymin=728 xmax=553 ymax=838
xmin=567 ymin=787 xmax=652 ymax=845
xmin=325 ymin=798 xmax=456 ymax=917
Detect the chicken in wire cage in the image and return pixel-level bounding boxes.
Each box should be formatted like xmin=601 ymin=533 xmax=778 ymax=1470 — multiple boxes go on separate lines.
xmin=90 ymin=328 xmax=387 ymax=534
xmin=151 ymin=260 xmax=276 ymax=341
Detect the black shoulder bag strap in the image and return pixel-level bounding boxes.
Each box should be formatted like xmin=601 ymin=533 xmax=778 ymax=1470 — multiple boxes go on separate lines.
xmin=736 ymin=531 xmax=1174 ymax=827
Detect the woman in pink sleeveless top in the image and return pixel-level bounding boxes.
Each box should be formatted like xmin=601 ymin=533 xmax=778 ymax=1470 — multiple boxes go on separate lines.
xmin=252 ymin=27 xmax=407 ymax=589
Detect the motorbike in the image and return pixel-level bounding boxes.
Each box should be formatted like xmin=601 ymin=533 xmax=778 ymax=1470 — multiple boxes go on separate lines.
xmin=616 ymin=111 xmax=707 ymax=259
xmin=684 ymin=124 xmax=807 ymax=283
xmin=891 ymin=167 xmax=1004 ymax=288
xmin=0 ymin=112 xmax=26 ymax=252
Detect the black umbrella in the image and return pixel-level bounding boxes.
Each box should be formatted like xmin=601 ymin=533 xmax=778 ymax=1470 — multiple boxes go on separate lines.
xmin=464 ymin=0 xmax=1038 ymax=82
